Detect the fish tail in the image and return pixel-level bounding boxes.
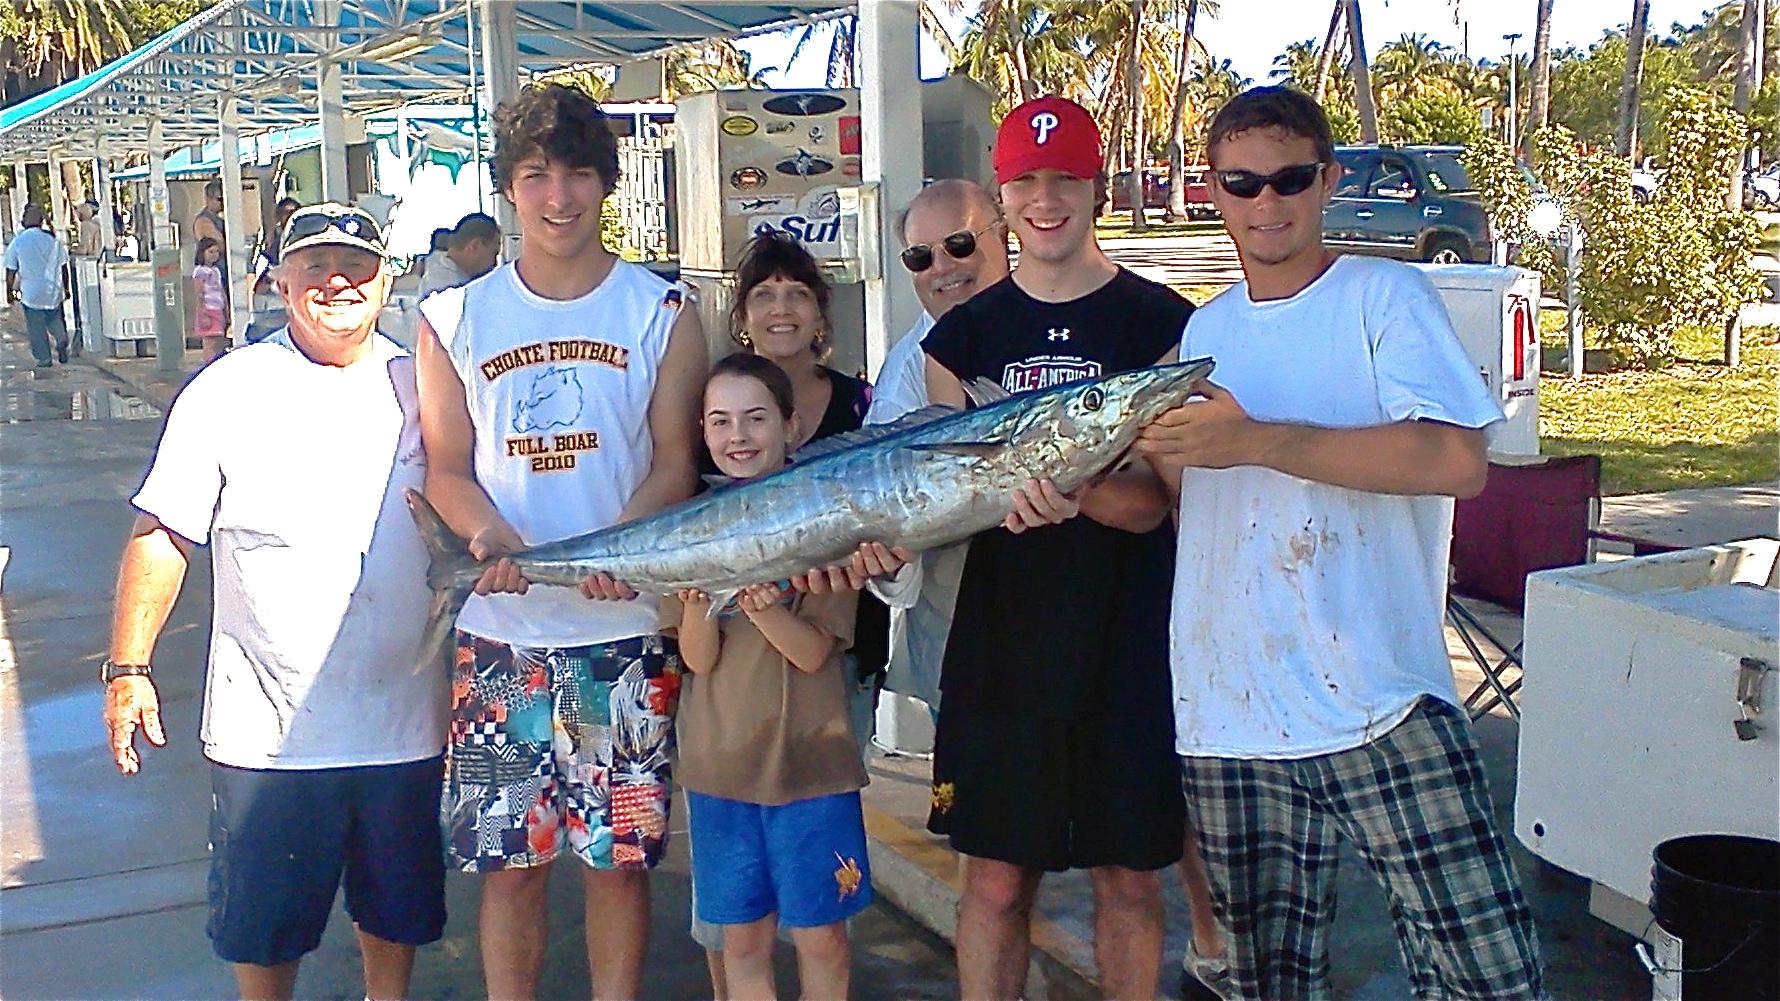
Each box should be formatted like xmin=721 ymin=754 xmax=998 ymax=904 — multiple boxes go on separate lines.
xmin=404 ymin=488 xmax=476 ymax=676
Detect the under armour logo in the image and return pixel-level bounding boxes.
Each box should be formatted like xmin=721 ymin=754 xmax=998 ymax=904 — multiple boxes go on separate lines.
xmin=1031 ymin=111 xmax=1060 ymax=145
xmin=1047 ymin=327 xmax=1071 ymax=342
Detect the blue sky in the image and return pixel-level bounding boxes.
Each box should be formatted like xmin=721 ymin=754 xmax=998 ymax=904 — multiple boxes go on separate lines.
xmin=737 ymin=0 xmax=1732 ymax=91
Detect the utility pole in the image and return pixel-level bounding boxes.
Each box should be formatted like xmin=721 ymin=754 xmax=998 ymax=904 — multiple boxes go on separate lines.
xmin=1504 ymin=33 xmax=1523 ymax=153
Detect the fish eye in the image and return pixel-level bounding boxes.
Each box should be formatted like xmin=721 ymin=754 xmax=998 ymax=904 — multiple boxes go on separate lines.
xmin=1080 ymin=388 xmax=1104 ymax=412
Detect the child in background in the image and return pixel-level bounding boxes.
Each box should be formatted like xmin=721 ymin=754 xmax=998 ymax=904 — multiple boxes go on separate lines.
xmin=664 ymin=352 xmax=871 ymax=1001
xmin=191 ymin=237 xmax=228 ymax=359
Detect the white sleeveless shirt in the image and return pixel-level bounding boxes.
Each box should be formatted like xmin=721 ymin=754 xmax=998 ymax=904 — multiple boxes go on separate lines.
xmin=421 ymin=260 xmax=684 ymax=648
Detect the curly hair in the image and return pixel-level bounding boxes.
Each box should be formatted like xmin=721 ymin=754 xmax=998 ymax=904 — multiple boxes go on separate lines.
xmin=490 ymin=82 xmax=620 ymax=194
xmin=729 ymin=231 xmax=832 ymax=356
xmin=1206 ymin=85 xmax=1337 ymax=168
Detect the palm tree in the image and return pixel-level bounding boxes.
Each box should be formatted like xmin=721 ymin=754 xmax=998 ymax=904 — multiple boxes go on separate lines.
xmin=0 ymin=0 xmax=136 ymax=101
xmin=1527 ymin=0 xmax=1555 ymax=150
xmin=1163 ymin=0 xmax=1208 ymax=221
xmin=1616 ymin=0 xmax=1651 ymax=159
xmin=1271 ymin=39 xmax=1321 ymax=91
xmin=1372 ymin=32 xmax=1456 ymax=103
xmin=1312 ymin=3 xmax=1345 ymax=101
xmin=662 ymin=40 xmax=771 ymax=99
xmin=1124 ymin=0 xmax=1150 ymax=230
xmin=1342 ymin=0 xmax=1380 ymax=142
xmin=788 ymin=14 xmax=857 ymax=88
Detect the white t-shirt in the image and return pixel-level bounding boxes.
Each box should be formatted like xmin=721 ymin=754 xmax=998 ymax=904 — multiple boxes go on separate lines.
xmin=131 ymin=329 xmax=444 ymax=769
xmin=863 ymin=311 xmax=934 ymax=428
xmin=417 ymin=252 xmax=469 ymax=300
xmin=1170 ymin=254 xmax=1503 ymax=759
xmin=3 ymin=228 xmax=69 ymax=309
xmin=420 ymin=260 xmax=682 ymax=648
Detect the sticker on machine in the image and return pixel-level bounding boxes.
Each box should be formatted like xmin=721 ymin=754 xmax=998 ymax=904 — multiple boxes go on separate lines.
xmin=729 ymin=194 xmax=795 ymax=214
xmin=749 ymin=212 xmax=841 ymax=254
xmin=762 ymin=93 xmax=847 ymax=117
xmin=775 ymin=149 xmax=833 ymax=177
xmin=838 ymin=115 xmax=861 ymax=155
xmin=730 ymin=166 xmax=769 ymax=190
xmin=721 ymin=115 xmax=759 ymax=136
xmin=764 ymin=121 xmax=796 ymax=135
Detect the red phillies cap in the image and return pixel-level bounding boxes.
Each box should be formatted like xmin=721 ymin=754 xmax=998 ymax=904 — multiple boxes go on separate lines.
xmin=993 ymin=96 xmax=1103 ymax=185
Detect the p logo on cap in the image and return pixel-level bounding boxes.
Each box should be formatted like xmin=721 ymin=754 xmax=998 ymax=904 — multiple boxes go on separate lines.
xmin=994 ymin=96 xmax=1102 ymax=185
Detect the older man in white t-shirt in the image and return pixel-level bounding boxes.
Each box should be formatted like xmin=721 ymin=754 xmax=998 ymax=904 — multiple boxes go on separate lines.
xmin=864 ymin=179 xmax=1008 ymax=714
xmin=103 ymin=203 xmax=447 ymax=1001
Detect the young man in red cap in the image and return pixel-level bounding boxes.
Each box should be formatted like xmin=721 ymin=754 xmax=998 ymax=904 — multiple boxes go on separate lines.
xmin=917 ymin=95 xmax=1192 ymax=1000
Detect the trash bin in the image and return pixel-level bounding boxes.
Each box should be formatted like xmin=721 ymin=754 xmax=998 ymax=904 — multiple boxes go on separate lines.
xmin=1650 ymin=834 xmax=1780 ymax=1000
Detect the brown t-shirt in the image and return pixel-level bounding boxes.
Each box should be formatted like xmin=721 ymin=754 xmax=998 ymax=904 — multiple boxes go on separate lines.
xmin=663 ymin=589 xmax=865 ymax=806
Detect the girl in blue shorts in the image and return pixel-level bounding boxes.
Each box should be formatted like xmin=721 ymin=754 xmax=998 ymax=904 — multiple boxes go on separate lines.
xmin=663 ymin=352 xmax=871 ymax=1000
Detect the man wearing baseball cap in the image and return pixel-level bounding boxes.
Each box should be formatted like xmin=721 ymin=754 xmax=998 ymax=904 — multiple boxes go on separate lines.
xmin=913 ymin=96 xmax=1195 ymax=1000
xmin=104 ymin=201 xmax=447 ymax=1000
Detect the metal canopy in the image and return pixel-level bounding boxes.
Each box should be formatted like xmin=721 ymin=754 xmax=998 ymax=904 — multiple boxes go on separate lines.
xmin=0 ymin=0 xmax=850 ymax=159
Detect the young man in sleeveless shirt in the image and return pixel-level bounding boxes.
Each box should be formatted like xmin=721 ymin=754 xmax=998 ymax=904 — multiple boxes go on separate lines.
xmin=415 ymin=83 xmax=707 ymax=1000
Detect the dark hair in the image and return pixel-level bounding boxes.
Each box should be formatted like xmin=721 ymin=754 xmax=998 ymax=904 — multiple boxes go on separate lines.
xmin=708 ymin=351 xmax=795 ymax=420
xmin=204 ymin=179 xmax=223 ymax=197
xmin=429 ymin=227 xmax=452 ymax=251
xmin=275 ymin=197 xmax=301 ymax=213
xmin=1205 ymin=85 xmax=1337 ymax=167
xmin=491 ymin=83 xmax=620 ymax=194
xmin=453 ymin=212 xmax=500 ymax=246
xmin=194 ymin=236 xmax=222 ymax=263
xmin=729 ymin=231 xmax=832 ymax=354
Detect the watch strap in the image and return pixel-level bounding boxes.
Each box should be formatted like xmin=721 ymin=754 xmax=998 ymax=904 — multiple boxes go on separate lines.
xmin=101 ymin=660 xmax=153 ymax=683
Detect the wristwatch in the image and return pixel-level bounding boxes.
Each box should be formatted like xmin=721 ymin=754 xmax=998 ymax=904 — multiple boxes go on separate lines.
xmin=100 ymin=659 xmax=153 ymax=684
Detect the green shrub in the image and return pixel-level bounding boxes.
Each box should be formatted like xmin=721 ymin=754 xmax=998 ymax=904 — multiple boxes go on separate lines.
xmin=1382 ymin=93 xmax=1485 ymax=147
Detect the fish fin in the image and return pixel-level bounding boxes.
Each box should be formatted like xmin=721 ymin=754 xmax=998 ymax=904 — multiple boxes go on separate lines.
xmin=961 ymin=377 xmax=1011 ymax=408
xmin=790 ymin=405 xmax=953 ymax=463
xmin=701 ymin=473 xmax=736 ymax=490
xmin=404 ymin=488 xmax=476 ymax=676
xmin=907 ymin=441 xmax=1006 ymax=459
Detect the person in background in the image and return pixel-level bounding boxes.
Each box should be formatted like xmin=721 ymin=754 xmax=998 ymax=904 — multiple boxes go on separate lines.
xmin=414 ymin=226 xmax=452 ymax=283
xmin=253 ymin=197 xmax=303 ymax=296
xmin=4 ymin=204 xmax=72 ymax=368
xmin=76 ymin=200 xmax=104 ymax=257
xmin=417 ymin=212 xmax=501 ymax=299
xmin=191 ymin=236 xmax=230 ymax=359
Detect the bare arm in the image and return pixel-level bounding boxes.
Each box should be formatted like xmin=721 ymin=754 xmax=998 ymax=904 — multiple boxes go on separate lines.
xmin=740 ymin=586 xmax=842 ymax=674
xmin=673 ymin=591 xmax=722 ymax=674
xmin=923 ymin=353 xmax=967 ymax=408
xmin=1137 ymin=382 xmax=1488 ymax=500
xmin=415 ymin=316 xmax=522 ymax=552
xmin=616 ymin=308 xmax=707 ymax=523
xmin=105 ymin=514 xmax=195 ymax=774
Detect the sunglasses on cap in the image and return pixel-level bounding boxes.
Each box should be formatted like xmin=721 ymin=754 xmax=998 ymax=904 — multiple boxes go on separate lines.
xmin=900 ymin=221 xmax=1001 ymax=273
xmin=1213 ymin=163 xmax=1325 ymax=199
xmin=281 ymin=206 xmax=385 ymax=249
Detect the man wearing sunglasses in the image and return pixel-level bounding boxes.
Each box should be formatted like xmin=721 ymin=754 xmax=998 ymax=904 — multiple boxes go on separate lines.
xmin=103 ymin=202 xmax=448 ymax=1000
xmin=1136 ymin=86 xmax=1545 ymax=1001
xmin=862 ymin=179 xmax=1009 ymax=718
xmin=912 ymin=96 xmax=1192 ymax=1001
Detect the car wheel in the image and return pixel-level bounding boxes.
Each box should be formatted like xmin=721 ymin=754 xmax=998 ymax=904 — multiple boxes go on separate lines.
xmin=1424 ymin=238 xmax=1467 ymax=265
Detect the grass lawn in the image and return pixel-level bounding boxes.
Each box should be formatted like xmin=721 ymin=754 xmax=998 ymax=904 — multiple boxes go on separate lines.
xmin=1538 ymin=323 xmax=1778 ymax=495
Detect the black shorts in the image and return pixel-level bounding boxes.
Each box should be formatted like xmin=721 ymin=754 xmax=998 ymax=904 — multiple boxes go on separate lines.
xmin=926 ymin=709 xmax=1184 ymax=873
xmin=206 ymin=756 xmax=447 ymax=967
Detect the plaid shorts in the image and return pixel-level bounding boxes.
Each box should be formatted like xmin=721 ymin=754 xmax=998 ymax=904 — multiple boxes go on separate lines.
xmin=443 ymin=631 xmax=681 ymax=873
xmin=1182 ymin=697 xmax=1547 ymax=1001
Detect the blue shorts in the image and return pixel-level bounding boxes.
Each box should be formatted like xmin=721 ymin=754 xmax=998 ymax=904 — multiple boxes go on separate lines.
xmin=206 ymin=756 xmax=447 ymax=967
xmin=686 ymin=789 xmax=873 ymax=929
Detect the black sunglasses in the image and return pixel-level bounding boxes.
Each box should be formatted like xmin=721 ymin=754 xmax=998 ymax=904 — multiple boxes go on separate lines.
xmin=283 ymin=207 xmax=385 ymax=246
xmin=1214 ymin=163 xmax=1325 ymax=199
xmin=900 ymin=221 xmax=1000 ymax=273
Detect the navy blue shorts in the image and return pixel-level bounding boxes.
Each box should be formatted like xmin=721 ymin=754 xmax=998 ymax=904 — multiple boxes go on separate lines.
xmin=687 ymin=789 xmax=873 ymax=929
xmin=206 ymin=756 xmax=447 ymax=967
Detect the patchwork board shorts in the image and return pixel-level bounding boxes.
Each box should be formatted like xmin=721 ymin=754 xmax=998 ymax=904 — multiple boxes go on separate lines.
xmin=687 ymin=789 xmax=873 ymax=930
xmin=443 ymin=631 xmax=682 ymax=872
xmin=1182 ymin=697 xmax=1548 ymax=1001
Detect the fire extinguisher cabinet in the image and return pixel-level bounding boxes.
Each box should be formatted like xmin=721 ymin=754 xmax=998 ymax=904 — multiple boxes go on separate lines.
xmin=1412 ymin=263 xmax=1542 ymax=457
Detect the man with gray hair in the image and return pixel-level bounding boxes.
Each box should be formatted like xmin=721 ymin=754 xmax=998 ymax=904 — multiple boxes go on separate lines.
xmin=864 ymin=178 xmax=1010 ymax=717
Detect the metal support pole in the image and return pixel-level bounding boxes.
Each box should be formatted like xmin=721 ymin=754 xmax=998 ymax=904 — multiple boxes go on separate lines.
xmin=1566 ymin=223 xmax=1583 ymax=380
xmin=859 ymin=0 xmax=924 ymax=379
xmin=94 ymin=135 xmax=119 ymax=254
xmin=220 ymin=92 xmax=251 ymax=346
xmin=317 ymin=0 xmax=350 ymax=202
xmin=47 ymin=158 xmax=70 ymax=241
xmin=148 ymin=118 xmax=174 ymax=249
xmin=478 ymin=0 xmax=519 ymax=253
xmin=8 ymin=163 xmax=27 ymax=237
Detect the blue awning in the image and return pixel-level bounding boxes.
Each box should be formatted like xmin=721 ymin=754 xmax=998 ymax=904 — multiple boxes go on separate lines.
xmin=0 ymin=0 xmax=850 ymax=159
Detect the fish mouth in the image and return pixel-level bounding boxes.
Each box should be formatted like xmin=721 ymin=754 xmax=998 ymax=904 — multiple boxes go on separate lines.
xmin=1128 ymin=358 xmax=1215 ymax=423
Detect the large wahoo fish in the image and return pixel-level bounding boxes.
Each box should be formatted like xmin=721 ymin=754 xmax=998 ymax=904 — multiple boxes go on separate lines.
xmin=407 ymin=357 xmax=1214 ymax=668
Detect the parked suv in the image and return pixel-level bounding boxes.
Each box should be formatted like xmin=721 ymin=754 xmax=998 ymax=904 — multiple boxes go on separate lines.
xmin=1325 ymin=145 xmax=1491 ymax=264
